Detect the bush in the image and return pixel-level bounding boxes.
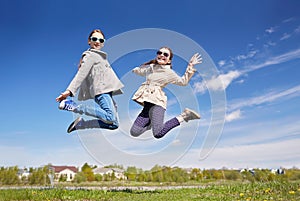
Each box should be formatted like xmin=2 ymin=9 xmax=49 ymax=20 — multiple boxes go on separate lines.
xmin=73 ymin=172 xmax=87 ymax=183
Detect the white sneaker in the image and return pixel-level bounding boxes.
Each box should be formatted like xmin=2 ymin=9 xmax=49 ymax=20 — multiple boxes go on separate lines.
xmin=59 ymin=99 xmax=77 ymax=111
xmin=180 ymin=108 xmax=201 ymax=122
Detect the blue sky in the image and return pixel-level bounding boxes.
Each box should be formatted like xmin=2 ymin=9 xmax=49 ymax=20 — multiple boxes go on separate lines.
xmin=1 ymin=0 xmax=300 ymax=170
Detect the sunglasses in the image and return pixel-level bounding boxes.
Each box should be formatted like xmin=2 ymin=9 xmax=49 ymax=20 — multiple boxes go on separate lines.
xmin=157 ymin=51 xmax=169 ymax=57
xmin=90 ymin=37 xmax=105 ymax=43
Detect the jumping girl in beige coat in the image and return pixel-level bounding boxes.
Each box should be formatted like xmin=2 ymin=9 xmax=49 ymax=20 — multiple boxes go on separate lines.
xmin=130 ymin=47 xmax=202 ymax=139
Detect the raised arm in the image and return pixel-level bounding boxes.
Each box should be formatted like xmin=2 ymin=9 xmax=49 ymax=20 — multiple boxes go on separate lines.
xmin=171 ymin=53 xmax=202 ymax=86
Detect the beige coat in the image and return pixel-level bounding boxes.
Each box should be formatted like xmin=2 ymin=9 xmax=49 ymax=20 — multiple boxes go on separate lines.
xmin=132 ymin=64 xmax=195 ymax=109
xmin=67 ymin=49 xmax=124 ymax=101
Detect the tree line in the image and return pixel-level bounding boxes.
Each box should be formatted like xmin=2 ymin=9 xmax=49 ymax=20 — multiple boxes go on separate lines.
xmin=1 ymin=164 xmax=300 ymax=186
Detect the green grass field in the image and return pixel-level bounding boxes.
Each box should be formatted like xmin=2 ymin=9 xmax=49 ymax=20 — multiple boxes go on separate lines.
xmin=0 ymin=181 xmax=300 ymax=201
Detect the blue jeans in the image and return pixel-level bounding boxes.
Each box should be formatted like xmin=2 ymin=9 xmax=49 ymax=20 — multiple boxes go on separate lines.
xmin=74 ymin=93 xmax=119 ymax=130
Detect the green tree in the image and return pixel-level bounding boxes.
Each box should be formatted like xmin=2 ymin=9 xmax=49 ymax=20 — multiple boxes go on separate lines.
xmin=162 ymin=166 xmax=173 ymax=182
xmin=253 ymin=169 xmax=269 ymax=182
xmin=28 ymin=166 xmax=49 ymax=185
xmin=73 ymin=171 xmax=87 ymax=183
xmin=285 ymin=168 xmax=300 ymax=181
xmin=0 ymin=166 xmax=20 ymax=185
xmin=190 ymin=168 xmax=203 ymax=181
xmin=94 ymin=174 xmax=103 ymax=181
xmin=202 ymin=169 xmax=212 ymax=180
xmin=241 ymin=171 xmax=255 ymax=183
xmin=81 ymin=163 xmax=95 ymax=182
xmin=126 ymin=166 xmax=138 ymax=181
xmin=105 ymin=164 xmax=124 ymax=169
xmin=144 ymin=170 xmax=153 ymax=182
xmin=172 ymin=167 xmax=189 ymax=183
xmin=151 ymin=165 xmax=164 ymax=182
xmin=211 ymin=169 xmax=223 ymax=180
xmin=223 ymin=170 xmax=242 ymax=181
xmin=137 ymin=172 xmax=146 ymax=182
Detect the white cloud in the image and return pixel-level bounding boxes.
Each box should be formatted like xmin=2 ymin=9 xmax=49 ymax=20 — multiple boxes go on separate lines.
xmin=193 ymin=81 xmax=207 ymax=94
xmin=236 ymin=50 xmax=257 ymax=61
xmin=235 ymin=79 xmax=244 ymax=84
xmin=242 ymin=48 xmax=300 ymax=73
xmin=228 ymin=85 xmax=300 ymax=112
xmin=193 ymin=71 xmax=240 ymax=94
xmin=225 ymin=110 xmax=241 ymax=122
xmin=295 ymin=26 xmax=300 ymax=33
xmin=194 ymin=48 xmax=300 ymax=94
xmin=265 ymin=27 xmax=276 ymax=34
xmin=215 ymin=71 xmax=241 ymax=90
xmin=218 ymin=60 xmax=226 ymax=67
xmin=282 ymin=17 xmax=294 ymax=23
xmin=247 ymin=43 xmax=254 ymax=48
xmin=280 ymin=33 xmax=291 ymax=40
xmin=267 ymin=41 xmax=276 ymax=46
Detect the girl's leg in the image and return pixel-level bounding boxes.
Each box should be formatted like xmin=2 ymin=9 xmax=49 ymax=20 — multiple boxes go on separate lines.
xmin=130 ymin=102 xmax=153 ymax=137
xmin=74 ymin=93 xmax=119 ymax=128
xmin=149 ymin=105 xmax=180 ymax=139
xmin=130 ymin=115 xmax=151 ymax=137
xmin=94 ymin=93 xmax=118 ymax=125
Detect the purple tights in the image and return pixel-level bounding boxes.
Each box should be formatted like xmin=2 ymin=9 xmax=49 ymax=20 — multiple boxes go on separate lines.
xmin=130 ymin=102 xmax=180 ymax=138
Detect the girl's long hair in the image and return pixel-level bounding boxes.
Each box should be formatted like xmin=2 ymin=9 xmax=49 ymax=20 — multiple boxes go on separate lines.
xmin=142 ymin=47 xmax=173 ymax=68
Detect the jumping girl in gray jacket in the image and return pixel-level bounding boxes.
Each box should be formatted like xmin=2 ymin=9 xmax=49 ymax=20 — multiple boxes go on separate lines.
xmin=56 ymin=29 xmax=124 ymax=133
xmin=130 ymin=47 xmax=202 ymax=139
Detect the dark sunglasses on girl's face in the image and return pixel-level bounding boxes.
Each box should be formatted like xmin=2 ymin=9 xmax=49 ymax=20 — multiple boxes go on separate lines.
xmin=157 ymin=51 xmax=169 ymax=57
xmin=90 ymin=37 xmax=105 ymax=43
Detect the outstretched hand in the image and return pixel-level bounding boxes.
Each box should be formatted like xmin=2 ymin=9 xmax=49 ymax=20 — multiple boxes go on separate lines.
xmin=189 ymin=53 xmax=202 ymax=66
xmin=56 ymin=90 xmax=71 ymax=102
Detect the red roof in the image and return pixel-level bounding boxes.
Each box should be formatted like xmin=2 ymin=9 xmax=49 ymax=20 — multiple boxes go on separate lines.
xmin=51 ymin=166 xmax=78 ymax=173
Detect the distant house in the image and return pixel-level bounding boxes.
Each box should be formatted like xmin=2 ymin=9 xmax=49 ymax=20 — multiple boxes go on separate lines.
xmin=50 ymin=165 xmax=78 ymax=182
xmin=17 ymin=169 xmax=30 ymax=179
xmin=271 ymin=168 xmax=285 ymax=175
xmin=240 ymin=168 xmax=255 ymax=175
xmin=93 ymin=167 xmax=127 ymax=180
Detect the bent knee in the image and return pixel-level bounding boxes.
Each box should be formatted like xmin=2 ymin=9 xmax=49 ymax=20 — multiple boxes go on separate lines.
xmin=152 ymin=127 xmax=163 ymax=139
xmin=153 ymin=133 xmax=163 ymax=139
xmin=130 ymin=127 xmax=143 ymax=137
xmin=130 ymin=130 xmax=140 ymax=137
